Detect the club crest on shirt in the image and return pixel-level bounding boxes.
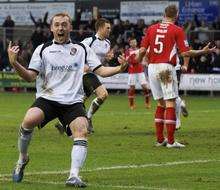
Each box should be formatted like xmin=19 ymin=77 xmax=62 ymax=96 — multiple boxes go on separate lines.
xmin=70 ymin=47 xmax=77 ymax=55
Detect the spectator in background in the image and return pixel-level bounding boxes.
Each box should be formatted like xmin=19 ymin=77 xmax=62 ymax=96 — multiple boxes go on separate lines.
xmin=71 ymin=26 xmax=88 ymax=42
xmin=211 ymin=40 xmax=220 ymax=73
xmin=134 ymin=19 xmax=146 ymax=43
xmin=30 ymin=11 xmax=49 ymax=29
xmin=212 ymin=17 xmax=220 ymax=30
xmin=196 ymin=54 xmax=212 ymax=73
xmin=2 ymin=15 xmax=15 ymax=41
xmin=111 ymin=20 xmax=125 ymax=42
xmin=194 ymin=20 xmax=209 ymax=43
xmin=18 ymin=40 xmax=33 ymax=68
xmin=31 ymin=27 xmax=46 ymax=50
xmin=0 ymin=38 xmax=4 ymax=55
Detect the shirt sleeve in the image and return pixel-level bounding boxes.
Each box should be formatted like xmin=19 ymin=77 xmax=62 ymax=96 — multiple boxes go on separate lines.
xmin=28 ymin=44 xmax=43 ymax=73
xmin=176 ymin=27 xmax=190 ymax=53
xmin=81 ymin=37 xmax=92 ymax=46
xmin=84 ymin=44 xmax=102 ymax=71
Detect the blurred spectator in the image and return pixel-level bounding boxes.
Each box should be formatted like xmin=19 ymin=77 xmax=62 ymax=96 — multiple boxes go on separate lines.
xmin=212 ymin=17 xmax=220 ymax=30
xmin=31 ymin=27 xmax=47 ymax=50
xmin=195 ymin=55 xmax=212 ymax=73
xmin=194 ymin=20 xmax=209 ymax=43
xmin=0 ymin=14 xmax=219 ymax=74
xmin=18 ymin=40 xmax=33 ymax=68
xmin=1 ymin=43 xmax=10 ymax=71
xmin=193 ymin=14 xmax=201 ymax=27
xmin=134 ymin=19 xmax=145 ymax=43
xmin=112 ymin=20 xmax=125 ymax=40
xmin=211 ymin=40 xmax=220 ymax=73
xmin=30 ymin=11 xmax=49 ymax=29
xmin=71 ymin=26 xmax=88 ymax=42
xmin=2 ymin=15 xmax=15 ymax=41
xmin=84 ymin=18 xmax=96 ymax=31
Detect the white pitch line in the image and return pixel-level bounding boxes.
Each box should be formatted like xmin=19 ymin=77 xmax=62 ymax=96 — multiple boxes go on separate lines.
xmin=0 ymin=159 xmax=219 ymax=178
xmin=0 ymin=178 xmax=173 ymax=190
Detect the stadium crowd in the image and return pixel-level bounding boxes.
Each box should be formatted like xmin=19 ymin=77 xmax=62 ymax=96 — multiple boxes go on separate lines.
xmin=0 ymin=13 xmax=220 ymax=73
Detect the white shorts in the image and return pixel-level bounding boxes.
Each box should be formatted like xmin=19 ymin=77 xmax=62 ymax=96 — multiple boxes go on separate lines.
xmin=148 ymin=63 xmax=178 ymax=100
xmin=128 ymin=72 xmax=148 ymax=86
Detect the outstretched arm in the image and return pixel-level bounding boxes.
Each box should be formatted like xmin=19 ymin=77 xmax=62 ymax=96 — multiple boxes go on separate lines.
xmin=181 ymin=56 xmax=190 ymax=72
xmin=135 ymin=47 xmax=147 ymax=63
xmin=30 ymin=12 xmax=37 ymax=26
xmin=94 ymin=55 xmax=128 ymax=77
xmin=181 ymin=43 xmax=216 ymax=58
xmin=7 ymin=41 xmax=37 ymax=82
xmin=43 ymin=12 xmax=48 ymax=24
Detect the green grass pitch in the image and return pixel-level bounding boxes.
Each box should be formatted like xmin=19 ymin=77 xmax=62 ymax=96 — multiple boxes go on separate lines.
xmin=0 ymin=92 xmax=220 ymax=190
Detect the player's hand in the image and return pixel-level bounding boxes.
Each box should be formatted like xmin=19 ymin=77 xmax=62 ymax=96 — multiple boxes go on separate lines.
xmin=7 ymin=41 xmax=20 ymax=65
xmin=136 ymin=47 xmax=146 ymax=62
xmin=202 ymin=42 xmax=216 ymax=54
xmin=118 ymin=54 xmax=128 ymax=72
xmin=105 ymin=49 xmax=114 ymax=61
xmin=181 ymin=65 xmax=188 ymax=73
xmin=139 ymin=47 xmax=146 ymax=55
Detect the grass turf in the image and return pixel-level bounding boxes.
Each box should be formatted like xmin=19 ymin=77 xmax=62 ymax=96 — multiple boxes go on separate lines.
xmin=0 ymin=92 xmax=220 ymax=190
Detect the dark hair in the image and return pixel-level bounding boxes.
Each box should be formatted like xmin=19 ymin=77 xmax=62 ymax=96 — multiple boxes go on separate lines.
xmin=165 ymin=5 xmax=178 ymax=19
xmin=95 ymin=18 xmax=110 ymax=31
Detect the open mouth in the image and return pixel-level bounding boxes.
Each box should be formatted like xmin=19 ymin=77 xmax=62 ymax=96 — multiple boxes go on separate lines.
xmin=58 ymin=33 xmax=64 ymax=37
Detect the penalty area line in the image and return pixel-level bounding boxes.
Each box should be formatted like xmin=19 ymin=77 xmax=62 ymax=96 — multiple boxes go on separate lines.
xmin=0 ymin=159 xmax=219 ymax=178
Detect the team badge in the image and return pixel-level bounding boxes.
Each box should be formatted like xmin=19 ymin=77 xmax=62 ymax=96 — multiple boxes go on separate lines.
xmin=70 ymin=47 xmax=77 ymax=55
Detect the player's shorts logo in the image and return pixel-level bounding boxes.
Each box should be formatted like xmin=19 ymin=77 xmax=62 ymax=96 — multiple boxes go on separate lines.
xmin=70 ymin=47 xmax=77 ymax=55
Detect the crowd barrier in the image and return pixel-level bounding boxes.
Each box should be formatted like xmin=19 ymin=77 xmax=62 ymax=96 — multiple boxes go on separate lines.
xmin=1 ymin=72 xmax=220 ymax=93
xmin=0 ymin=71 xmax=35 ymax=88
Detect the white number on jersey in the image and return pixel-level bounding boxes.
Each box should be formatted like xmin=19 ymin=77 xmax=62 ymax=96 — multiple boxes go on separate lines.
xmin=154 ymin=34 xmax=165 ymax=54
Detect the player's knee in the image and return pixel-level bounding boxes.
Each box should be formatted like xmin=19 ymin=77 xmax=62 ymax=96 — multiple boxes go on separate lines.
xmin=70 ymin=117 xmax=88 ymax=138
xmin=141 ymin=84 xmax=148 ymax=90
xmin=157 ymin=99 xmax=165 ymax=107
xmin=97 ymin=88 xmax=108 ymax=101
xmin=129 ymin=86 xmax=135 ymax=90
xmin=22 ymin=108 xmax=44 ymax=129
xmin=165 ymin=99 xmax=176 ymax=108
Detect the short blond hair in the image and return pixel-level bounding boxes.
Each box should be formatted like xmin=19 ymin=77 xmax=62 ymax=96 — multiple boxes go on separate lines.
xmin=50 ymin=12 xmax=72 ymax=25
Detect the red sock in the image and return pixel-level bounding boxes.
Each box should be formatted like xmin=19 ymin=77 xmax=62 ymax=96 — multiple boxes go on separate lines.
xmin=128 ymin=88 xmax=135 ymax=107
xmin=143 ymin=89 xmax=150 ymax=104
xmin=155 ymin=106 xmax=165 ymax=143
xmin=165 ymin=107 xmax=176 ymax=144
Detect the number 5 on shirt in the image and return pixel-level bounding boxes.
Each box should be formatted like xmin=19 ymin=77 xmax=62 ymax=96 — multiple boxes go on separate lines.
xmin=154 ymin=34 xmax=165 ymax=54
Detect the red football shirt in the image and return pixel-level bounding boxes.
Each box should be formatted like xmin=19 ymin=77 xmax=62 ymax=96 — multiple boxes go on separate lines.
xmin=141 ymin=21 xmax=190 ymax=65
xmin=125 ymin=48 xmax=144 ymax=73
